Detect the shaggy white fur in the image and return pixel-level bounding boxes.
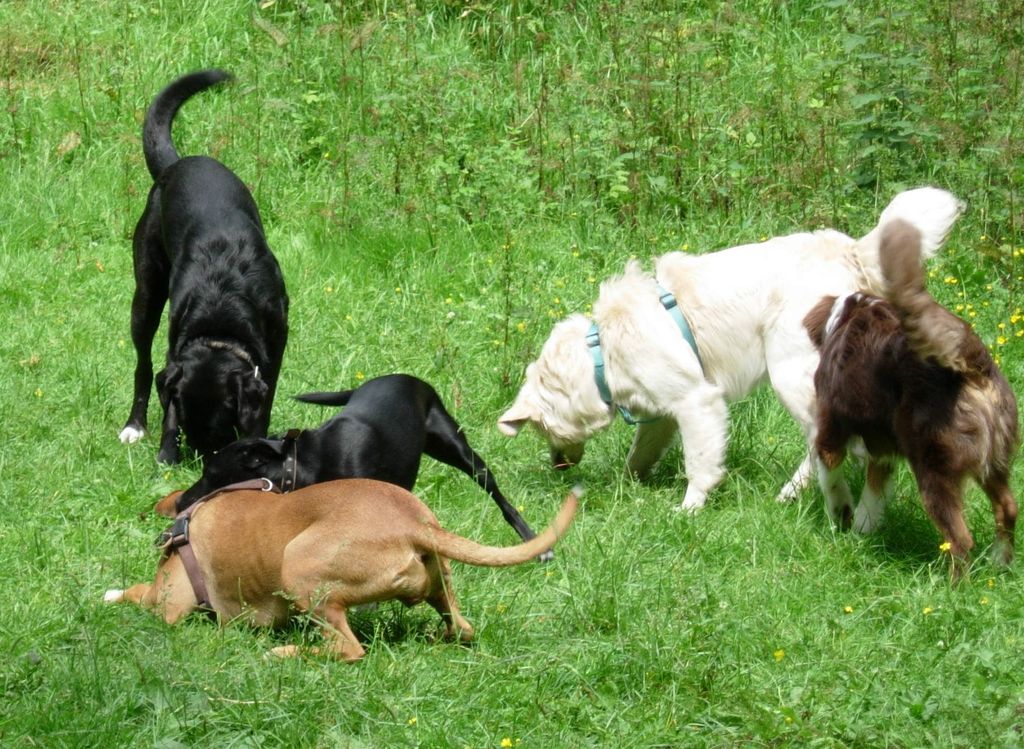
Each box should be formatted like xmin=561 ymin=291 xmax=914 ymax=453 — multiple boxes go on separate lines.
xmin=499 ymin=187 xmax=964 ymax=513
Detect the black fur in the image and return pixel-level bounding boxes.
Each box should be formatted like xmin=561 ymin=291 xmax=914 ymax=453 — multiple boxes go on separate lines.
xmin=120 ymin=70 xmax=288 ymax=463
xmin=176 ymin=374 xmax=547 ymax=557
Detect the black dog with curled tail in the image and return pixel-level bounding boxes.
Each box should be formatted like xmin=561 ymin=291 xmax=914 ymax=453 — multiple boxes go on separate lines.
xmin=119 ymin=70 xmax=288 ymax=464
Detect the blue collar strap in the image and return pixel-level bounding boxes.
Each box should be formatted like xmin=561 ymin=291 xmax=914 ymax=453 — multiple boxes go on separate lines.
xmin=656 ymin=284 xmax=703 ymax=370
xmin=586 ymin=284 xmax=702 ymax=426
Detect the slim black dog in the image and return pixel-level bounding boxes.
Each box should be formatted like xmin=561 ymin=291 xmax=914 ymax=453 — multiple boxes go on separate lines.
xmin=119 ymin=70 xmax=288 ymax=464
xmin=168 ymin=374 xmax=547 ymax=557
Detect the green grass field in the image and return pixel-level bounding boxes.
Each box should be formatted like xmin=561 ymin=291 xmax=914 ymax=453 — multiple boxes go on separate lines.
xmin=2 ymin=1 xmax=1023 ymax=746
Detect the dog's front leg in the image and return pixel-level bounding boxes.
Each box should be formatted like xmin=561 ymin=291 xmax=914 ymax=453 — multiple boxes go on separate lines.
xmin=672 ymin=386 xmax=728 ymax=514
xmin=625 ymin=418 xmax=678 ymax=480
xmin=776 ymin=453 xmax=814 ymax=503
xmin=157 ymin=400 xmax=182 ymax=464
xmin=120 ymin=229 xmax=169 ymax=445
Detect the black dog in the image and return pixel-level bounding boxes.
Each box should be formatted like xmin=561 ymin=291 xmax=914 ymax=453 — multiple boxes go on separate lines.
xmin=167 ymin=374 xmax=547 ymax=556
xmin=119 ymin=70 xmax=288 ymax=464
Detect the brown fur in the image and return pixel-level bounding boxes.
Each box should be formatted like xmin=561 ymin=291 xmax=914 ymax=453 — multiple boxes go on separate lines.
xmin=808 ymin=220 xmax=1019 ymax=576
xmin=106 ymin=479 xmax=578 ymax=661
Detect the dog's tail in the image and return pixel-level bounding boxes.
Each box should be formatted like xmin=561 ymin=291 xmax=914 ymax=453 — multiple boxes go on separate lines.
xmin=854 ymin=187 xmax=964 ymax=295
xmin=422 ymin=486 xmax=580 ymax=566
xmin=880 ymin=219 xmax=973 ymax=373
xmin=293 ymin=390 xmax=356 ymax=408
xmin=143 ymin=69 xmax=232 ymax=180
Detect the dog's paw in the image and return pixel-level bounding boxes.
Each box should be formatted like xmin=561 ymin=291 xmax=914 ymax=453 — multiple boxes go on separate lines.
xmin=103 ymin=589 xmax=125 ymax=603
xmin=118 ymin=426 xmax=145 ymax=444
xmin=672 ymin=501 xmax=704 ymax=515
xmin=852 ymin=503 xmax=883 ymax=534
xmin=991 ymin=540 xmax=1014 ymax=568
xmin=266 ymin=645 xmax=301 ymax=659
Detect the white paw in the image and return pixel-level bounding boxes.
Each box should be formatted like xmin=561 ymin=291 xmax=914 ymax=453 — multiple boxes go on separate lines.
xmin=852 ymin=503 xmax=883 ymax=534
xmin=103 ymin=589 xmax=124 ymax=603
xmin=775 ymin=484 xmax=800 ymax=503
xmin=119 ymin=426 xmax=145 ymax=444
xmin=673 ymin=500 xmax=705 ymax=515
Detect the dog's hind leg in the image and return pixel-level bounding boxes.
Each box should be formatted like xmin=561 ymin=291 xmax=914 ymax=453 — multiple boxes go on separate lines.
xmin=813 ymin=410 xmax=854 ymax=527
xmin=672 ymin=385 xmax=728 ymax=514
xmin=269 ymin=597 xmax=366 ymax=662
xmin=852 ymin=457 xmax=894 ymax=534
xmin=766 ymin=345 xmax=823 ymax=502
xmin=626 ymin=417 xmax=678 ymax=480
xmin=982 ymin=473 xmax=1017 ymax=567
xmin=916 ymin=471 xmax=974 ymax=580
xmin=422 ymin=555 xmax=474 ymax=643
xmin=424 ymin=406 xmax=542 ymax=548
xmin=314 ymin=598 xmax=366 ymax=662
xmin=814 ymin=458 xmax=854 ymax=530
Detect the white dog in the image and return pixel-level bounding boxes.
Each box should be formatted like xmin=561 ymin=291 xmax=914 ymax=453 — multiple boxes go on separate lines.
xmin=499 ymin=188 xmax=964 ymax=514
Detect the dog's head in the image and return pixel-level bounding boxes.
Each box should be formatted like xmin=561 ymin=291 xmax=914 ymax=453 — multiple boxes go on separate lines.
xmin=175 ymin=438 xmax=284 ymax=513
xmin=498 ymin=314 xmax=614 ymax=469
xmin=157 ymin=348 xmax=269 ymax=458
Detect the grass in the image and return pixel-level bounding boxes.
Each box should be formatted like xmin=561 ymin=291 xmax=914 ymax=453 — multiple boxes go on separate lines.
xmin=2 ymin=0 xmax=1023 ymax=746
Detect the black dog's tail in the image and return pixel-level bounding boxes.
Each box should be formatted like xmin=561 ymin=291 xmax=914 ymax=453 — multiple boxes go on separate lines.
xmin=143 ymin=69 xmax=232 ymax=180
xmin=293 ymin=390 xmax=356 ymax=408
xmin=879 ymin=219 xmax=974 ymax=373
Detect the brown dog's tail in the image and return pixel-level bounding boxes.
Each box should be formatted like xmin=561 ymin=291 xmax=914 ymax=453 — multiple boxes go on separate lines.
xmin=880 ymin=219 xmax=974 ymax=373
xmin=422 ymin=487 xmax=580 ymax=566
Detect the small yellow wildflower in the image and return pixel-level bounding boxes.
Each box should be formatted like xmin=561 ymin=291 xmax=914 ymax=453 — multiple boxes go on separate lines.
xmin=843 ymin=606 xmax=853 ymax=614
xmin=944 ymin=275 xmax=958 ymax=285
xmin=923 ymin=606 xmax=934 ymax=615
xmin=325 ymin=285 xmax=334 ymax=294
xmin=987 ymin=578 xmax=996 ymax=589
xmin=356 ymin=371 xmax=365 ymax=381
xmin=34 ymin=388 xmax=43 ymax=398
xmin=980 ymin=596 xmax=990 ymax=606
xmin=408 ymin=717 xmax=417 ymax=726
xmin=773 ymin=649 xmax=785 ymax=662
xmin=394 ymin=286 xmax=402 ymax=294
xmin=997 ymin=336 xmax=1007 ymax=346
xmin=516 ymin=322 xmax=526 ymax=332
xmin=939 ymin=541 xmax=952 ymax=552
xmin=501 ymin=739 xmax=514 ymax=748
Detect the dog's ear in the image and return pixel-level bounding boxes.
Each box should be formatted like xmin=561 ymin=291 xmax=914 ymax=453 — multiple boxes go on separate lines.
xmin=498 ymin=403 xmax=535 ymax=437
xmin=156 ymin=364 xmax=182 ymax=409
xmin=226 ymin=440 xmax=284 ymax=473
xmin=803 ymin=295 xmax=838 ymax=349
xmin=233 ymin=370 xmax=269 ymax=436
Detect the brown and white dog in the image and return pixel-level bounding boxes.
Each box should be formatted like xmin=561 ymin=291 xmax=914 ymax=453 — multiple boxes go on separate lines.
xmin=104 ymin=479 xmax=578 ymax=661
xmin=499 ymin=188 xmax=963 ymax=513
xmin=805 ymin=219 xmax=1019 ymax=574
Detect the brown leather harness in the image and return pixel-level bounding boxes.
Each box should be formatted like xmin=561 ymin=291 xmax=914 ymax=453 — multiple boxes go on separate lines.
xmin=156 ymin=477 xmax=280 ymax=613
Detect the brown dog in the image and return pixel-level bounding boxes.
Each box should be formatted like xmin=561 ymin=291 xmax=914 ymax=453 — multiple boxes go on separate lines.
xmin=804 ymin=219 xmax=1019 ymax=576
xmin=105 ymin=479 xmax=579 ymax=661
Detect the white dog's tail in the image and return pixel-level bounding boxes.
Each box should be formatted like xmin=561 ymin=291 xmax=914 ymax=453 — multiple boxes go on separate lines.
xmin=419 ymin=487 xmax=580 ymax=566
xmin=854 ymin=187 xmax=964 ymax=294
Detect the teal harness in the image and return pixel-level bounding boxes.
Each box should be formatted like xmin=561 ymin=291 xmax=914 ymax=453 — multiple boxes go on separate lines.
xmin=586 ymin=284 xmax=702 ymax=426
